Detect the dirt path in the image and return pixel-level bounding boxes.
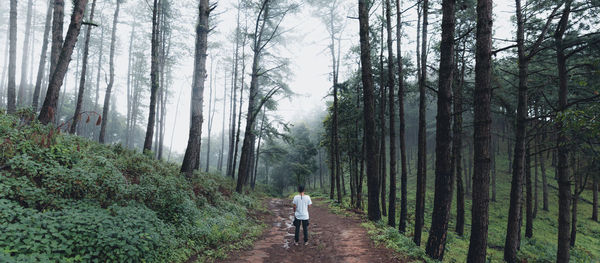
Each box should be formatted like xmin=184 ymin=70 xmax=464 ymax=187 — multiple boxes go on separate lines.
xmin=220 ymin=198 xmax=404 ymax=263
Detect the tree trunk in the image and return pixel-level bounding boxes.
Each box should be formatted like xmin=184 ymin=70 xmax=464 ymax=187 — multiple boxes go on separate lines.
xmin=425 ymin=0 xmax=455 ymax=258
xmin=570 ymin=160 xmax=578 ymax=247
xmin=49 ymin=0 xmax=64 ymax=84
xmin=525 ymin=147 xmax=533 ymax=238
xmin=6 ymin=0 xmax=17 ymax=113
xmin=226 ymin=3 xmax=242 ymax=178
xmin=358 ymin=0 xmax=380 ymax=221
xmin=205 ymin=58 xmax=214 ymax=172
xmin=384 ymin=0 xmax=396 ymax=228
xmin=18 ymin=0 xmax=34 ymax=107
xmin=554 ymin=2 xmax=573 ymax=261
xmin=534 ymin=138 xmax=539 ymax=218
xmin=218 ymin=71 xmax=227 ymax=173
xmin=396 ymin=0 xmax=408 ymax=233
xmin=491 ymin=131 xmax=497 ymax=202
xmin=454 ymin=44 xmax=466 ymax=236
xmin=592 ymin=176 xmax=598 ymax=221
xmin=181 ymin=0 xmax=210 ymax=177
xmin=38 ymin=0 xmax=88 ymax=125
xmin=415 ymin=0 xmax=429 ymax=246
xmin=70 ymin=0 xmax=97 ymax=134
xmin=319 ymin=149 xmax=324 ymax=188
xmin=541 ymin=135 xmax=548 ymax=211
xmin=99 ymin=0 xmax=120 ymax=143
xmin=466 ymin=0 xmax=492 ymax=260
xmin=94 ymin=22 xmax=104 ymax=120
xmin=144 ymin=0 xmax=162 ymax=152
xmin=125 ymin=22 xmax=136 ymax=144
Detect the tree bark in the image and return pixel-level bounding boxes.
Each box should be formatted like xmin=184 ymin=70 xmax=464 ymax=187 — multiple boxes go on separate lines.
xmin=425 ymin=0 xmax=455 ymax=258
xmin=218 ymin=71 xmax=227 ymax=172
xmin=18 ymin=0 xmax=34 ymax=107
xmin=466 ymin=0 xmax=492 ymax=260
xmin=143 ymin=0 xmax=162 ymax=152
xmin=592 ymin=176 xmax=598 ymax=221
xmin=554 ymin=2 xmax=572 ymax=261
xmin=38 ymin=0 xmax=88 ymax=125
xmin=226 ymin=2 xmax=242 ymax=178
xmin=70 ymin=0 xmax=97 ymax=134
xmin=384 ymin=0 xmax=396 ymax=228
xmin=358 ymin=0 xmax=380 ymax=221
xmin=396 ymin=0 xmax=408 ymax=233
xmin=205 ymin=58 xmax=214 ymax=172
xmin=6 ymin=0 xmax=17 ymax=114
xmin=99 ymin=0 xmax=120 ymax=143
xmin=415 ymin=0 xmax=428 ymax=246
xmin=454 ymin=44 xmax=466 ymax=236
xmin=181 ymin=0 xmax=210 ymax=177
xmin=541 ymin=137 xmax=548 ymax=211
xmin=525 ymin=147 xmax=533 ymax=238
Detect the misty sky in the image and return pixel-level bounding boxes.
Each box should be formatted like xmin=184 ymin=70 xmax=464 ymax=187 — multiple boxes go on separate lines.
xmin=0 ymin=0 xmax=515 ymax=156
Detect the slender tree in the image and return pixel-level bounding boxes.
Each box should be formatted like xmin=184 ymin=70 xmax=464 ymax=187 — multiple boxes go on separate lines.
xmin=71 ymin=0 xmax=98 ymax=133
xmin=32 ymin=1 xmax=55 ymax=111
xmin=358 ymin=0 xmax=381 ymax=221
xmin=181 ymin=0 xmax=211 ymax=177
xmin=466 ymin=0 xmax=492 ymax=260
xmin=414 ymin=0 xmax=428 ymax=246
xmin=7 ymin=0 xmax=17 ymax=113
xmin=385 ymin=0 xmax=396 ymax=228
xmin=425 ymin=0 xmax=455 ymax=258
xmin=17 ymin=0 xmax=34 ymax=107
xmin=39 ymin=0 xmax=89 ymax=125
xmin=554 ymin=2 xmax=572 ymax=261
xmin=144 ymin=0 xmax=162 ymax=152
xmin=396 ymin=0 xmax=408 ymax=233
xmin=99 ymin=0 xmax=120 ymax=143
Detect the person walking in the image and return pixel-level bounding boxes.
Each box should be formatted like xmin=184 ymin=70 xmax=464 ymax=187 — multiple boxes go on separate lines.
xmin=292 ymin=185 xmax=312 ymax=245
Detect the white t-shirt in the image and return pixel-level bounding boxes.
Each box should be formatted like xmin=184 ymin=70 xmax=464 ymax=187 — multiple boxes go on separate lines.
xmin=293 ymin=194 xmax=312 ymax=220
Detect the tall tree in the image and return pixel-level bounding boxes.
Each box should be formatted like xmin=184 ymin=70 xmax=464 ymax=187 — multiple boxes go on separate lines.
xmin=414 ymin=0 xmax=428 ymax=246
xmin=49 ymin=0 xmax=65 ymax=82
xmin=181 ymin=0 xmax=211 ymax=177
xmin=144 ymin=0 xmax=162 ymax=152
xmin=99 ymin=0 xmax=121 ymax=143
xmin=38 ymin=0 xmax=89 ymax=125
xmin=396 ymin=0 xmax=408 ymax=233
xmin=226 ymin=0 xmax=242 ymax=178
xmin=6 ymin=0 xmax=17 ymax=113
xmin=385 ymin=0 xmax=396 ymax=228
xmin=454 ymin=41 xmax=467 ymax=236
xmin=17 ymin=0 xmax=34 ymax=106
xmin=358 ymin=0 xmax=381 ymax=221
xmin=425 ymin=0 xmax=455 ymax=259
xmin=466 ymin=0 xmax=492 ymax=260
xmin=504 ymin=1 xmax=558 ymax=260
xmin=554 ymin=1 xmax=573 ymax=261
xmin=71 ymin=0 xmax=98 ymax=133
xmin=32 ymin=1 xmax=54 ymax=111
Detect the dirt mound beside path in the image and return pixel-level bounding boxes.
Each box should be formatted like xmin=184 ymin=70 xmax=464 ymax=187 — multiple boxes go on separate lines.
xmin=219 ymin=198 xmax=405 ymax=263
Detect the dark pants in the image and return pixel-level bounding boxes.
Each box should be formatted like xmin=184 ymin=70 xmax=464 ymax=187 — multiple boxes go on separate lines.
xmin=294 ymin=218 xmax=309 ymax=242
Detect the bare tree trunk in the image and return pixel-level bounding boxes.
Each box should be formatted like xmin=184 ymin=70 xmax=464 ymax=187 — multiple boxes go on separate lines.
xmin=6 ymin=0 xmax=18 ymax=113
xmin=554 ymin=2 xmax=573 ymax=261
xmin=525 ymin=147 xmax=533 ymax=238
xmin=205 ymin=58 xmax=214 ymax=172
xmin=143 ymin=0 xmax=162 ymax=152
xmin=454 ymin=46 xmax=466 ymax=235
xmin=426 ymin=0 xmax=455 ymax=258
xmin=396 ymin=0 xmax=408 ymax=233
xmin=415 ymin=0 xmax=429 ymax=246
xmin=466 ymin=0 xmax=492 ymax=260
xmin=319 ymin=149 xmax=324 ymax=188
xmin=358 ymin=0 xmax=381 ymax=221
xmin=94 ymin=21 xmax=104 ymax=119
xmin=18 ymin=0 xmax=34 ymax=107
xmin=226 ymin=2 xmax=242 ymax=178
xmin=218 ymin=70 xmax=227 ymax=173
xmin=534 ymin=137 xmax=539 ymax=218
xmin=181 ymin=0 xmax=210 ymax=177
xmin=541 ymin=136 xmax=548 ymax=211
xmin=71 ymin=0 xmax=97 ymax=134
xmin=99 ymin=0 xmax=120 ymax=143
xmin=385 ymin=0 xmax=396 ymax=228
xmin=38 ymin=0 xmax=88 ymax=125
xmin=569 ymin=156 xmax=579 ymax=247
xmin=1 ymin=35 xmax=9 ymax=109
xmin=125 ymin=22 xmax=136 ymax=144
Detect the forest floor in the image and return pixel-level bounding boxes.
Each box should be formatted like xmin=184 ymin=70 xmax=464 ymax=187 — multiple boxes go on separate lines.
xmin=218 ymin=198 xmax=405 ymax=263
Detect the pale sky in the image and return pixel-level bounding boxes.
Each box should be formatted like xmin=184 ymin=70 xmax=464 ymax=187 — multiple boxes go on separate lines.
xmin=0 ymin=0 xmax=516 ymax=155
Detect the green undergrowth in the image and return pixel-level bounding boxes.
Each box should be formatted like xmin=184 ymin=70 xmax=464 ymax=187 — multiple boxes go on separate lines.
xmin=0 ymin=114 xmax=266 ymax=262
xmin=310 ymin=150 xmax=600 ymax=262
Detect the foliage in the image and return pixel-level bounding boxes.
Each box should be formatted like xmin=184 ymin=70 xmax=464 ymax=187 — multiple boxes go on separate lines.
xmin=0 ymin=114 xmax=265 ymax=262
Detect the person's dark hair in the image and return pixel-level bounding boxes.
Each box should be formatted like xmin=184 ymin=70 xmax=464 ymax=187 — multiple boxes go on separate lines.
xmin=298 ymin=185 xmax=305 ymax=193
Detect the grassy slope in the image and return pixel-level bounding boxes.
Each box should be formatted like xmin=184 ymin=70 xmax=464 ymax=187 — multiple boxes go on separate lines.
xmin=313 ymin=150 xmax=599 ymax=262
xmin=0 ymin=114 xmax=266 ymax=262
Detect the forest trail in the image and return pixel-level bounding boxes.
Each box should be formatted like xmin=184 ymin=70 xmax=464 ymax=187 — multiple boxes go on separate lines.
xmin=219 ymin=198 xmax=404 ymax=263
